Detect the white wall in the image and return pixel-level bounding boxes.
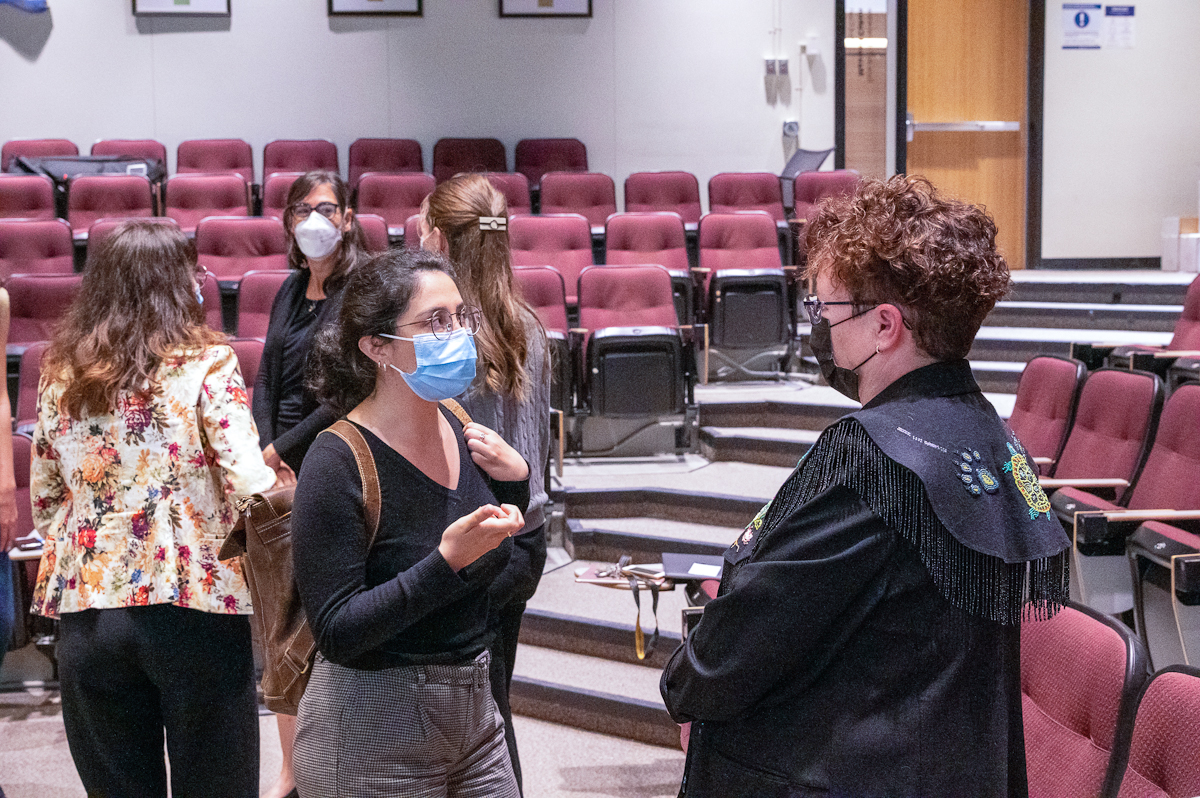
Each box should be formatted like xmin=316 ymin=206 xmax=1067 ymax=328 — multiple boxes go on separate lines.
xmin=0 ymin=0 xmax=836 ymax=210
xmin=1042 ymin=1 xmax=1200 ymax=260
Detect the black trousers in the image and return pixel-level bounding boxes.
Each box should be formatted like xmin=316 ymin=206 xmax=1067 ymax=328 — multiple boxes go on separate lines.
xmin=57 ymin=604 xmax=259 ymax=798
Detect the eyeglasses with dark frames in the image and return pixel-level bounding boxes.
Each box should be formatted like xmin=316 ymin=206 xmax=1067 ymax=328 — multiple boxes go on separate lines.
xmin=801 ymin=295 xmax=869 ymax=326
xmin=290 ymin=201 xmax=340 ymax=221
xmin=389 ymin=307 xmax=483 ymax=341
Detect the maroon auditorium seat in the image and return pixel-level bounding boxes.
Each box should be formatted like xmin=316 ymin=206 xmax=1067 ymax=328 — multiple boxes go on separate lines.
xmin=792 ymin=170 xmax=861 ymax=262
xmin=15 ymin=340 xmax=48 ymax=432
xmin=1021 ymin=602 xmax=1149 ymax=798
xmin=348 ymin=138 xmax=423 ymax=187
xmin=230 ymin=337 xmax=265 ymax=401
xmin=357 ymin=213 xmax=389 ymax=253
xmin=176 ymin=139 xmax=254 ymax=182
xmin=696 ymin=211 xmax=789 ymax=368
xmin=199 ymin=270 xmax=224 ymax=331
xmin=261 ymin=172 xmax=304 ymax=221
xmin=0 ymin=218 xmax=74 ymax=283
xmin=2 ymin=138 xmax=78 ymax=172
xmin=0 ymin=174 xmax=58 ymax=221
xmin=1044 ymin=368 xmax=1163 ymax=504
xmin=792 ymin=170 xmax=861 ymax=222
xmin=86 ymin=217 xmax=180 ymax=261
xmin=605 ymin=212 xmax=690 ymax=272
xmin=513 ymin=265 xmax=571 ymax=412
xmin=404 ymin=213 xmax=422 ymax=251
xmin=7 ymin=273 xmax=83 ymax=347
xmin=605 ymin=211 xmax=694 ymax=324
xmin=484 ymin=173 xmax=532 ymax=216
xmin=624 ymin=171 xmax=702 ymax=230
xmin=509 ymin=214 xmax=593 ymax=305
xmin=576 ymin=264 xmax=685 ymax=416
xmin=237 ymin=270 xmax=292 ymax=338
xmin=708 ymin=172 xmax=787 ymax=226
xmin=539 ymin=172 xmax=617 ymax=233
xmin=1117 ymin=666 xmax=1200 ymax=798
xmin=355 ymin=172 xmax=435 ymax=236
xmin=513 ymin=266 xmax=568 ymax=335
xmin=432 ymin=138 xmax=506 ymax=184
xmin=263 ymin=139 xmax=339 ymax=180
xmin=91 ymin=139 xmax=167 ymax=165
xmin=514 ymin=138 xmax=587 ymax=190
xmin=1008 ymin=355 xmax=1087 ymax=475
xmin=67 ymin=174 xmax=154 ymax=240
xmin=195 ymin=216 xmax=287 ymax=281
xmin=163 ymin=174 xmax=250 ymax=235
xmin=1050 ymin=380 xmax=1200 ymax=545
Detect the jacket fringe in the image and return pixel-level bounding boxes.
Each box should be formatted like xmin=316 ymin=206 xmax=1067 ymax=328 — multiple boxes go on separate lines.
xmin=758 ymin=420 xmax=1069 ymax=626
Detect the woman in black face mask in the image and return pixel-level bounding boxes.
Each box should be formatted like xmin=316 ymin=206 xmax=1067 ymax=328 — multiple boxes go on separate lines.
xmin=661 ymin=175 xmax=1071 ymax=798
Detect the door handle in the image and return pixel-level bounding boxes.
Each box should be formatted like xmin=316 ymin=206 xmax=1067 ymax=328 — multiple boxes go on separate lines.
xmin=906 ymin=113 xmax=1020 ymax=142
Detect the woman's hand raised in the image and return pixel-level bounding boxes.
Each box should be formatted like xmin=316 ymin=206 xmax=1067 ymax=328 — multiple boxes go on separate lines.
xmin=437 ymin=503 xmax=524 ymax=572
xmin=463 ymin=423 xmax=529 ymax=483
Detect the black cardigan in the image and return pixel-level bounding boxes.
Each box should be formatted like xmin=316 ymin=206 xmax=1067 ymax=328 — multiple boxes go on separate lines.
xmin=252 ymin=269 xmax=339 ymax=471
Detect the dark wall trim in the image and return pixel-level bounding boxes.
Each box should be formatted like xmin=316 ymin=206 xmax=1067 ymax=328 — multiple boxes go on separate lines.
xmin=1026 ymin=0 xmax=1046 ymax=269
xmin=1039 ymin=258 xmax=1163 ymax=270
xmin=894 ymin=0 xmax=907 ymax=174
xmin=834 ymin=0 xmax=846 ymax=169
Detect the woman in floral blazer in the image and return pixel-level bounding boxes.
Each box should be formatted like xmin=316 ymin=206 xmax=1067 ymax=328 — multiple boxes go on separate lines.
xmin=30 ymin=220 xmax=276 ymax=798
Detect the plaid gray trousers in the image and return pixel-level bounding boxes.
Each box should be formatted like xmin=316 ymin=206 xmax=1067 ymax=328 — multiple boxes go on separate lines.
xmin=294 ymin=651 xmax=519 ymax=798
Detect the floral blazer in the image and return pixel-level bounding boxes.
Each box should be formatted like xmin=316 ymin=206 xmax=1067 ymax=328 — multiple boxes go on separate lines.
xmin=30 ymin=345 xmax=276 ymax=618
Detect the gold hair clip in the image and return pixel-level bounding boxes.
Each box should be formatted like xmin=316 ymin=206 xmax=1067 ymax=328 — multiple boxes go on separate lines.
xmin=479 ymin=216 xmax=507 ymax=232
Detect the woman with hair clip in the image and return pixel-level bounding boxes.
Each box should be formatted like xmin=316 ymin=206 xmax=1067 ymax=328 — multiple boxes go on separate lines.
xmin=29 ymin=220 xmax=277 ymax=797
xmin=291 ymin=248 xmax=528 ymax=797
xmin=253 ymin=169 xmax=368 ymax=798
xmin=421 ymin=172 xmax=551 ymax=792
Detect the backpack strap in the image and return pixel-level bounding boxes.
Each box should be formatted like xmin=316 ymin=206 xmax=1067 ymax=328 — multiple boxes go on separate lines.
xmin=439 ymin=398 xmax=472 ymax=428
xmin=326 ymin=420 xmax=382 ymax=547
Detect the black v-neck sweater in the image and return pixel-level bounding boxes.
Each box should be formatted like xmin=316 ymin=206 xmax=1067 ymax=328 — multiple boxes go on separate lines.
xmin=292 ymin=408 xmax=528 ymax=670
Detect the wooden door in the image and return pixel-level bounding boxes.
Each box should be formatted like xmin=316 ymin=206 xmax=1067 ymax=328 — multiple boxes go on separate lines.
xmin=907 ymin=0 xmax=1028 ymax=269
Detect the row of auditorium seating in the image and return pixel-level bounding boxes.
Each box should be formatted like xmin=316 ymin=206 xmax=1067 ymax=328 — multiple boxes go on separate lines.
xmin=2 ymin=268 xmax=286 ymax=356
xmin=1 ymin=136 xmax=587 ymax=188
xmin=1 ymin=208 xmax=803 ymax=334
xmin=0 ymin=163 xmax=860 ymax=245
xmin=1006 ymin=349 xmax=1200 ymax=667
xmin=1021 ymin=600 xmax=1200 ymax=798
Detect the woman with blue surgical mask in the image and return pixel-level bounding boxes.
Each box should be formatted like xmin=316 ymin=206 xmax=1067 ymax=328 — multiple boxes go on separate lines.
xmin=254 ymin=170 xmax=368 ymax=798
xmin=291 ymin=248 xmax=528 ymax=797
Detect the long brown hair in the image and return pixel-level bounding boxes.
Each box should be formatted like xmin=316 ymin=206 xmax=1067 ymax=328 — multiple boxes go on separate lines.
xmin=424 ymin=173 xmax=543 ymax=399
xmin=44 ymin=220 xmax=225 ymax=419
xmin=283 ymin=169 xmax=368 ymax=294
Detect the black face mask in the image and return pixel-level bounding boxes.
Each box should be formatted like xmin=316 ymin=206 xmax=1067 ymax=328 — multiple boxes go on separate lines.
xmin=809 ymin=316 xmax=877 ymax=403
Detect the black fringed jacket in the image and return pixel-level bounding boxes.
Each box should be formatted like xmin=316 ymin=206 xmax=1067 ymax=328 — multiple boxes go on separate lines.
xmin=661 ymin=360 xmax=1069 ymax=798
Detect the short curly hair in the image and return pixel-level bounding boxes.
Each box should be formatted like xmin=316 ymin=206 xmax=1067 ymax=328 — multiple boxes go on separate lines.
xmin=803 ymin=174 xmax=1010 ymax=360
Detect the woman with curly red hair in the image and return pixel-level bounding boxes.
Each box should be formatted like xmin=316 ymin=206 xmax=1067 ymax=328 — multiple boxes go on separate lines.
xmin=662 ymin=175 xmax=1070 ymax=797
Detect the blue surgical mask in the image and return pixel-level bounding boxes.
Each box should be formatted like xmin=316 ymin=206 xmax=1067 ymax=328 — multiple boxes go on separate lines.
xmin=379 ymin=328 xmax=477 ymax=402
xmin=195 ymin=286 xmax=204 ymax=306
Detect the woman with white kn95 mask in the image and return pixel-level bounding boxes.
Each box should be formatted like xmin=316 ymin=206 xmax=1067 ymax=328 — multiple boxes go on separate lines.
xmin=253 ymin=169 xmax=368 ymax=798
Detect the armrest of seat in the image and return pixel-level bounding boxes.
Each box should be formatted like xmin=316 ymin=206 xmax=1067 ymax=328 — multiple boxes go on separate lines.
xmin=1038 ymin=477 xmax=1129 ymax=490
xmin=568 ymin=328 xmax=589 ymax=410
xmin=1153 ymin=350 xmax=1200 ymax=359
xmin=1076 ymin=509 xmax=1200 ymax=551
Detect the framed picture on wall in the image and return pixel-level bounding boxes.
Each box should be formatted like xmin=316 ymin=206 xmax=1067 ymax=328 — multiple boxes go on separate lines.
xmin=499 ymin=0 xmax=591 ymax=18
xmin=328 ymin=0 xmax=421 ymax=16
xmin=132 ymin=0 xmax=230 ymax=15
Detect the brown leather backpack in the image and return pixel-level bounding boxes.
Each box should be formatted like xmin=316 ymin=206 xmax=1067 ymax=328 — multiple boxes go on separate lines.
xmin=218 ymin=420 xmax=380 ymax=715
